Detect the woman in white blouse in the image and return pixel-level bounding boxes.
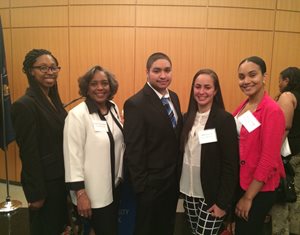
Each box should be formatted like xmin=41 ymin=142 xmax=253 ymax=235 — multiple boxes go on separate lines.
xmin=180 ymin=69 xmax=239 ymax=235
xmin=63 ymin=66 xmax=124 ymax=235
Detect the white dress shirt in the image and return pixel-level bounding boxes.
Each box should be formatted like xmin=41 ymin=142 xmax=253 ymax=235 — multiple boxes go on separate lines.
xmin=180 ymin=110 xmax=210 ymax=198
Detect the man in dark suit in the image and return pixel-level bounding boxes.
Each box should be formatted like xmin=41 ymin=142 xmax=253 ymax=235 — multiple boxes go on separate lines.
xmin=123 ymin=52 xmax=183 ymax=235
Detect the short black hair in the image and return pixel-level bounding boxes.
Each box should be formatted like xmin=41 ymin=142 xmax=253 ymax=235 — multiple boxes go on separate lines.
xmin=146 ymin=52 xmax=172 ymax=71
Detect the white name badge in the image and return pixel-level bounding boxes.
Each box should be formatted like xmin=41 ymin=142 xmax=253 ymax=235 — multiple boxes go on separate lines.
xmin=198 ymin=129 xmax=217 ymax=144
xmin=237 ymin=110 xmax=261 ymax=133
xmin=93 ymin=120 xmax=108 ymax=132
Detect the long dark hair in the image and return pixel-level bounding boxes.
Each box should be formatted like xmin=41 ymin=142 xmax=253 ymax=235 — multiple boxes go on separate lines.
xmin=180 ymin=69 xmax=225 ymax=151
xmin=280 ymin=67 xmax=300 ymax=93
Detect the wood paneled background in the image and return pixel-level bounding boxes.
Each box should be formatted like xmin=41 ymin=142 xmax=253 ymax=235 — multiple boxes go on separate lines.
xmin=1 ymin=0 xmax=300 ymax=181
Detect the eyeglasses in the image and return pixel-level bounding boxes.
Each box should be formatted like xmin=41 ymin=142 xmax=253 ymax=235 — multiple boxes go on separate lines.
xmin=31 ymin=66 xmax=61 ymax=73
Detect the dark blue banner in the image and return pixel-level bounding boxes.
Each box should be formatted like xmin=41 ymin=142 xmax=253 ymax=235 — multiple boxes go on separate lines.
xmin=118 ymin=179 xmax=136 ymax=235
xmin=0 ymin=16 xmax=15 ymax=150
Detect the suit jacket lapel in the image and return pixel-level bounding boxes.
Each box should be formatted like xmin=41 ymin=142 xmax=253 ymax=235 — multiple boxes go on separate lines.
xmin=26 ymin=88 xmax=65 ymax=126
xmin=204 ymin=103 xmax=218 ymax=130
xmin=169 ymin=92 xmax=180 ymax=119
xmin=143 ymin=84 xmax=174 ymax=128
xmin=143 ymin=83 xmax=183 ymax=134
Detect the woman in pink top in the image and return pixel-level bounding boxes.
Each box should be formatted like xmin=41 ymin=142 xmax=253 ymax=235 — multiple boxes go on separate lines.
xmin=233 ymin=56 xmax=285 ymax=235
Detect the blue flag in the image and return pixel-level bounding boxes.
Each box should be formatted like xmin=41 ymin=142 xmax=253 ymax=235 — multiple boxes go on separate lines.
xmin=0 ymin=16 xmax=15 ymax=150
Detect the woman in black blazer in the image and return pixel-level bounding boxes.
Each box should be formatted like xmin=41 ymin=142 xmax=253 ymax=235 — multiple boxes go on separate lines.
xmin=180 ymin=69 xmax=239 ymax=235
xmin=11 ymin=49 xmax=68 ymax=235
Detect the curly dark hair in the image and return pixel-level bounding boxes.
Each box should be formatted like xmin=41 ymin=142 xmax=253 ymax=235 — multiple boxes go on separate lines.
xmin=78 ymin=65 xmax=118 ymax=100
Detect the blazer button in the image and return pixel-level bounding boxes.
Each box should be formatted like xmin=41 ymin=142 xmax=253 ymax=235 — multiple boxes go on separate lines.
xmin=240 ymin=160 xmax=246 ymax=165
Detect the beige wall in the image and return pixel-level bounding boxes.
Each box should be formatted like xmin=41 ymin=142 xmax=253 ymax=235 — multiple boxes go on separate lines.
xmin=1 ymin=0 xmax=300 ymax=181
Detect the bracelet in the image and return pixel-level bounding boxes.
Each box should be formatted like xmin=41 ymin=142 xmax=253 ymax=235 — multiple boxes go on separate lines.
xmin=76 ymin=190 xmax=85 ymax=199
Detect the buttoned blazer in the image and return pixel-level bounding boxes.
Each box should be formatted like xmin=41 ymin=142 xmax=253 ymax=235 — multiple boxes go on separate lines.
xmin=123 ymin=83 xmax=183 ymax=193
xmin=198 ymin=103 xmax=239 ymax=210
xmin=233 ymin=93 xmax=285 ymax=192
xmin=11 ymin=88 xmax=67 ymax=202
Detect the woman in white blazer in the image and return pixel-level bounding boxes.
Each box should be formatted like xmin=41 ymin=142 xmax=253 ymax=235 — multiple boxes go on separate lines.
xmin=64 ymin=65 xmax=125 ymax=235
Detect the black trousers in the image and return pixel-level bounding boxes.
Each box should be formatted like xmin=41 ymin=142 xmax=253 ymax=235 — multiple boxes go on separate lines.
xmin=29 ymin=178 xmax=68 ymax=235
xmin=90 ymin=201 xmax=119 ymax=235
xmin=75 ymin=187 xmax=120 ymax=235
xmin=235 ymin=188 xmax=276 ymax=235
xmin=134 ymin=182 xmax=179 ymax=235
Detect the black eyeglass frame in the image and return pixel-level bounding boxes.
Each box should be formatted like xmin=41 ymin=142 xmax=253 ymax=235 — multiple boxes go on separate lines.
xmin=31 ymin=66 xmax=61 ymax=73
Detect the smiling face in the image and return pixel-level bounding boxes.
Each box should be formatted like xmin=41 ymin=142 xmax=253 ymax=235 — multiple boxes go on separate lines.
xmin=238 ymin=61 xmax=266 ymax=98
xmin=87 ymin=70 xmax=110 ymax=106
xmin=30 ymin=54 xmax=59 ymax=93
xmin=193 ymin=73 xmax=217 ymax=112
xmin=147 ymin=59 xmax=172 ymax=95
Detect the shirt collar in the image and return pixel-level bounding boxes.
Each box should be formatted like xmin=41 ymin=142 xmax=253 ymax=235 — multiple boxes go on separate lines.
xmin=147 ymin=82 xmax=170 ymax=99
xmin=85 ymin=96 xmax=114 ymax=114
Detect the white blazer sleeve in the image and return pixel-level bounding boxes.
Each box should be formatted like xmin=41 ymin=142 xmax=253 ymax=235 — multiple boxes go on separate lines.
xmin=63 ymin=108 xmax=87 ymax=183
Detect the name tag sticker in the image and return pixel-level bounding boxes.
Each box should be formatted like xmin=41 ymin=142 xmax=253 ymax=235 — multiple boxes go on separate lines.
xmin=198 ymin=129 xmax=217 ymax=144
xmin=93 ymin=120 xmax=108 ymax=132
xmin=237 ymin=110 xmax=261 ymax=133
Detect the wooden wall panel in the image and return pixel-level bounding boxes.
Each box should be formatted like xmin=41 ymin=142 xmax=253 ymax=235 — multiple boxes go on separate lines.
xmin=2 ymin=0 xmax=300 ymax=183
xmin=0 ymin=9 xmax=10 ymax=27
xmin=137 ymin=0 xmax=207 ymax=6
xmin=0 ymin=144 xmax=17 ymax=181
xmin=11 ymin=28 xmax=70 ymax=103
xmin=269 ymin=32 xmax=300 ymax=98
xmin=136 ymin=6 xmax=207 ymax=28
xmin=208 ymin=8 xmax=275 ymax=30
xmin=70 ymin=0 xmax=135 ymax=4
xmin=0 ymin=0 xmax=9 ymax=8
xmin=70 ymin=5 xmax=135 ymax=26
xmin=11 ymin=0 xmax=68 ymax=7
xmin=208 ymin=0 xmax=275 ymax=9
xmin=69 ymin=27 xmax=135 ymax=110
xmin=14 ymin=145 xmax=21 ymax=181
xmin=11 ymin=7 xmax=68 ymax=27
xmin=135 ymin=28 xmax=206 ymax=111
xmin=275 ymin=11 xmax=300 ymax=33
xmin=205 ymin=30 xmax=273 ymax=112
xmin=277 ymin=0 xmax=300 ymax=11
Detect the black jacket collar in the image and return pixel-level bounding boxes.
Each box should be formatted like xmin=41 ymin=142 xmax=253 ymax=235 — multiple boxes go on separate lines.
xmin=85 ymin=97 xmax=115 ymax=114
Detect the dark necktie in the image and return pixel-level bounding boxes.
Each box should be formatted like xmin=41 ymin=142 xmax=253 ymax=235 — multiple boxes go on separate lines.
xmin=161 ymin=97 xmax=177 ymax=128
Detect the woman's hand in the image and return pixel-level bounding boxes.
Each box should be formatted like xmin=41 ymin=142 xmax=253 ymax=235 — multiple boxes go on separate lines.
xmin=208 ymin=204 xmax=226 ymax=218
xmin=235 ymin=179 xmax=264 ymax=221
xmin=76 ymin=189 xmax=92 ymax=218
xmin=235 ymin=196 xmax=253 ymax=221
xmin=28 ymin=199 xmax=45 ymax=210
